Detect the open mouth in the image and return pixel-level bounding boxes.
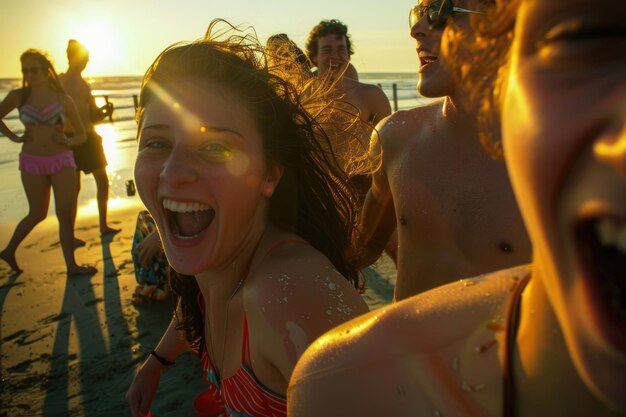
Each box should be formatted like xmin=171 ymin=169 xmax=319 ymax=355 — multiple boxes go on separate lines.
xmin=418 ymin=52 xmax=438 ymax=67
xmin=163 ymin=198 xmax=215 ymax=240
xmin=576 ymin=217 xmax=626 ymax=342
xmin=328 ymin=62 xmax=343 ymax=71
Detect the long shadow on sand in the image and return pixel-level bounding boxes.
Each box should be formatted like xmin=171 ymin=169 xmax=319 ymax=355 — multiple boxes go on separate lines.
xmin=41 ymin=234 xmax=137 ymax=417
xmin=0 ymin=269 xmax=24 ymax=389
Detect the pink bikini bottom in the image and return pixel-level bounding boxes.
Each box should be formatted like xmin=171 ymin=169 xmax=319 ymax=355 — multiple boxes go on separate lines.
xmin=19 ymin=151 xmax=77 ymax=175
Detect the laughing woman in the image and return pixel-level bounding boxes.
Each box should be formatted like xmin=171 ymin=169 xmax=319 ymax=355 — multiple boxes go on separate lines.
xmin=288 ymin=0 xmax=626 ymax=416
xmin=125 ymin=21 xmax=368 ymax=417
xmin=0 ymin=49 xmax=95 ymax=276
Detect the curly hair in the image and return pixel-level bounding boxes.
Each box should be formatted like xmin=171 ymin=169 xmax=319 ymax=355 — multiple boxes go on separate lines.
xmin=305 ymin=19 xmax=354 ymax=67
xmin=137 ymin=19 xmax=366 ymax=350
xmin=444 ymin=0 xmax=520 ymax=159
xmin=19 ymin=49 xmax=65 ymax=106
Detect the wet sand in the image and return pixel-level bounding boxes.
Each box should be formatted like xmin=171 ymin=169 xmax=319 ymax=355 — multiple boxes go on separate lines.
xmin=0 ymin=202 xmax=396 ymax=417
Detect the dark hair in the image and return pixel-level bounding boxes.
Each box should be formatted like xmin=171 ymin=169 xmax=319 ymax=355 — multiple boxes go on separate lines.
xmin=19 ymin=49 xmax=65 ymax=106
xmin=446 ymin=0 xmax=520 ymax=158
xmin=137 ymin=19 xmax=364 ymax=349
xmin=305 ymin=19 xmax=354 ymax=66
xmin=66 ymin=39 xmax=89 ymax=59
xmin=266 ymin=33 xmax=311 ymax=73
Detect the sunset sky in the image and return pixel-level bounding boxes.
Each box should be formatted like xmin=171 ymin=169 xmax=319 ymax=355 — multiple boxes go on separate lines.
xmin=1 ymin=0 xmax=418 ymax=78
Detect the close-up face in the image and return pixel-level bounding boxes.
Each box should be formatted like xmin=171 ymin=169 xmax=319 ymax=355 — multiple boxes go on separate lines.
xmin=501 ymin=0 xmax=626 ymax=409
xmin=135 ymin=77 xmax=282 ymax=275
xmin=314 ymin=34 xmax=350 ymax=79
xmin=410 ymin=0 xmax=482 ymax=97
xmin=21 ymin=57 xmax=46 ymax=86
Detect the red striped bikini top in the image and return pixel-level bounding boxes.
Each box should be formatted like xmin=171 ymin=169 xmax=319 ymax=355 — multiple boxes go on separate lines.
xmin=193 ymin=239 xmax=307 ymax=417
xmin=194 ymin=310 xmax=287 ymax=417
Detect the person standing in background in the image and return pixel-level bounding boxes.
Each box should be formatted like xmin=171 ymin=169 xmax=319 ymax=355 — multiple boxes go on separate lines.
xmin=0 ymin=49 xmax=96 ymax=276
xmin=60 ymin=39 xmax=120 ymax=240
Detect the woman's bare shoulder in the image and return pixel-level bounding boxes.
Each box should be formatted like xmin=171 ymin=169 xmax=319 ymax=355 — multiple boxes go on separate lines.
xmin=288 ymin=265 xmax=531 ymax=416
xmin=245 ymin=235 xmax=368 ymax=349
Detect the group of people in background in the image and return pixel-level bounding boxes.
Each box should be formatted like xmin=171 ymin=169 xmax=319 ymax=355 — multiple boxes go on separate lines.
xmin=0 ymin=39 xmax=118 ymax=276
xmin=3 ymin=0 xmax=626 ymax=415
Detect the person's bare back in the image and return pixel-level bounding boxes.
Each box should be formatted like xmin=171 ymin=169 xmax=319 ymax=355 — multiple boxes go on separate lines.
xmin=365 ymin=99 xmax=530 ymax=300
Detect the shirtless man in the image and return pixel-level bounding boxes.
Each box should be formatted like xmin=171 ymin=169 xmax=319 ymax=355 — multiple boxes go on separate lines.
xmin=359 ymin=0 xmax=530 ymax=300
xmin=59 ymin=40 xmax=120 ymax=237
xmin=305 ymin=20 xmax=391 ymax=201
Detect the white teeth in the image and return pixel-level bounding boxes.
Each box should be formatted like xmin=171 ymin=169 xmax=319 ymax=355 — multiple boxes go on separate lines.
xmin=595 ymin=219 xmax=626 ymax=253
xmin=418 ymin=51 xmax=436 ymax=59
xmin=163 ymin=198 xmax=211 ymax=213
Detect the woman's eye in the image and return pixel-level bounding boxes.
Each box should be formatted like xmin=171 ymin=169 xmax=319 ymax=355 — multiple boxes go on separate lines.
xmin=138 ymin=137 xmax=169 ymax=150
xmin=204 ymin=143 xmax=233 ymax=158
xmin=538 ymin=20 xmax=626 ymax=63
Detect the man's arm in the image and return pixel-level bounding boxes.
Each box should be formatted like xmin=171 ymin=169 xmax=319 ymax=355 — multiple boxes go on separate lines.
xmin=89 ymin=94 xmax=114 ymax=124
xmin=359 ymin=121 xmax=397 ymax=266
xmin=366 ymin=84 xmax=392 ymax=126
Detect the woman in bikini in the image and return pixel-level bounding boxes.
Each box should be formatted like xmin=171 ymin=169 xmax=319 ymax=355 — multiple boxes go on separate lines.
xmin=288 ymin=0 xmax=626 ymax=416
xmin=125 ymin=20 xmax=369 ymax=417
xmin=0 ymin=49 xmax=96 ymax=276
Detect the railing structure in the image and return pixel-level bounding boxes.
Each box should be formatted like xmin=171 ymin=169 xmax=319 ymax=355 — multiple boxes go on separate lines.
xmin=1 ymin=83 xmax=412 ymax=130
xmin=96 ymin=82 xmax=406 ymax=118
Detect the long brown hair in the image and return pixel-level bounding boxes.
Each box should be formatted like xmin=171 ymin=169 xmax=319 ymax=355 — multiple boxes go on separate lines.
xmin=19 ymin=49 xmax=65 ymax=106
xmin=137 ymin=19 xmax=366 ymax=349
xmin=446 ymin=0 xmax=520 ymax=158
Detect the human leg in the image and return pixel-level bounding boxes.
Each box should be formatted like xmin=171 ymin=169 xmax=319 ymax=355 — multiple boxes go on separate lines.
xmin=51 ymin=167 xmax=96 ymax=275
xmin=0 ymin=172 xmax=51 ymax=272
xmin=92 ymin=167 xmax=120 ymax=235
xmin=72 ymin=169 xmax=86 ymax=247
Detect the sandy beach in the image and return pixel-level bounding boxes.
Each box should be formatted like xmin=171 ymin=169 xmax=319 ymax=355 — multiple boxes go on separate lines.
xmin=0 ymin=201 xmax=396 ymax=417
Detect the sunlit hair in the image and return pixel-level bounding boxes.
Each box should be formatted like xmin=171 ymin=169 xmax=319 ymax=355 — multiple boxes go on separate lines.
xmin=305 ymin=19 xmax=354 ymax=67
xmin=137 ymin=19 xmax=366 ymax=349
xmin=446 ymin=0 xmax=520 ymax=158
xmin=19 ymin=49 xmax=65 ymax=105
xmin=266 ymin=33 xmax=311 ymax=74
xmin=66 ymin=39 xmax=89 ymax=60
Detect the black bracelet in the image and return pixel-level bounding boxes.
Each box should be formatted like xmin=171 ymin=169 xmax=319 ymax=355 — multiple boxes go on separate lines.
xmin=150 ymin=349 xmax=175 ymax=366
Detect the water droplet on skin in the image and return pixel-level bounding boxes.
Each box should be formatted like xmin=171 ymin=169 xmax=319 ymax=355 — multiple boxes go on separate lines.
xmin=474 ymin=339 xmax=497 ymax=353
xmin=326 ymin=310 xmax=332 ymax=315
xmin=486 ymin=318 xmax=504 ymax=332
xmin=434 ymin=410 xmax=442 ymax=417
xmin=461 ymin=380 xmax=473 ymax=392
xmin=328 ymin=283 xmax=337 ymax=290
xmin=475 ymin=383 xmax=486 ymax=390
xmin=452 ymin=357 xmax=459 ymax=371
xmin=461 ymin=280 xmax=475 ymax=287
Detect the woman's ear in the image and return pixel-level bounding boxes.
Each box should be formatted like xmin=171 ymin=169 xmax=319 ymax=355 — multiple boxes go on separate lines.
xmin=262 ymin=164 xmax=284 ymax=198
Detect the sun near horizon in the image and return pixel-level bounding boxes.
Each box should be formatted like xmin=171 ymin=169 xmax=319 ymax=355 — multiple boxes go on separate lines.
xmin=1 ymin=0 xmax=416 ymax=79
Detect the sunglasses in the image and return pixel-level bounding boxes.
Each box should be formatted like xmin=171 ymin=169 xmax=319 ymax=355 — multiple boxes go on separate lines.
xmin=22 ymin=67 xmax=41 ymax=75
xmin=409 ymin=0 xmax=485 ymax=29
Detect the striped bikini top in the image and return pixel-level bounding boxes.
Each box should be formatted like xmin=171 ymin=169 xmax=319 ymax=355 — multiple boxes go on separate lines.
xmin=19 ymin=102 xmax=64 ymax=126
xmin=194 ymin=311 xmax=287 ymax=417
xmin=193 ymin=239 xmax=307 ymax=417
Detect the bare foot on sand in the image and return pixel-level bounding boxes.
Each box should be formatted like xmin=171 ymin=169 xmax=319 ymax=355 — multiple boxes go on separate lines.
xmin=74 ymin=238 xmax=87 ymax=248
xmin=0 ymin=250 xmax=22 ymax=273
xmin=67 ymin=265 xmax=98 ymax=276
xmin=100 ymin=227 xmax=121 ymax=237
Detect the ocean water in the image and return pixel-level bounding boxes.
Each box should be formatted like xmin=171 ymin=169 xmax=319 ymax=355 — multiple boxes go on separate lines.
xmin=0 ymin=73 xmax=423 ymax=224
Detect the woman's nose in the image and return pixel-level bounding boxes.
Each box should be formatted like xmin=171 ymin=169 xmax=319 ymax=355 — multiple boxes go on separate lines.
xmin=160 ymin=145 xmax=198 ymax=186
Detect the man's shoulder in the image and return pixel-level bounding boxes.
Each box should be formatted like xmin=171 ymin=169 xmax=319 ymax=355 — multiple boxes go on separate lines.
xmin=375 ymin=99 xmax=443 ymax=146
